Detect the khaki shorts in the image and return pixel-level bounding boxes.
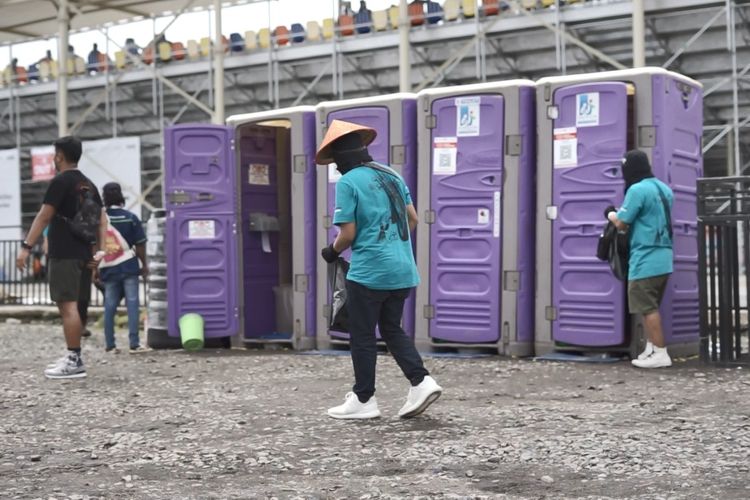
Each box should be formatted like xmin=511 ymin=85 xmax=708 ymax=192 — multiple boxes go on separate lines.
xmin=628 ymin=274 xmax=670 ymax=315
xmin=48 ymin=259 xmax=91 ymax=303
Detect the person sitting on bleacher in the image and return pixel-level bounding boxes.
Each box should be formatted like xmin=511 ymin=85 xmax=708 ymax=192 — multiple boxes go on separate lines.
xmin=125 ymin=38 xmax=140 ymax=57
xmin=39 ymin=50 xmax=53 ymax=64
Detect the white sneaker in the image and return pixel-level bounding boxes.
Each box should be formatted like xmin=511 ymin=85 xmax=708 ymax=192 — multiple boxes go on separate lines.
xmin=637 ymin=341 xmax=654 ymax=361
xmin=44 ymin=353 xmax=87 ymax=379
xmin=46 ymin=353 xmax=70 ymax=369
xmin=398 ymin=376 xmax=443 ymax=419
xmin=632 ymin=348 xmax=672 ymax=369
xmin=327 ymin=392 xmax=381 ymax=420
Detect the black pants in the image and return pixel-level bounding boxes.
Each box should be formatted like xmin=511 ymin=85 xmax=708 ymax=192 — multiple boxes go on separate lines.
xmin=345 ymin=280 xmax=429 ymax=402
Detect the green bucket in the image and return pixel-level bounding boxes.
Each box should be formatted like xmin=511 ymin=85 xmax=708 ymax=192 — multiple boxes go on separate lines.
xmin=179 ymin=313 xmax=204 ymax=351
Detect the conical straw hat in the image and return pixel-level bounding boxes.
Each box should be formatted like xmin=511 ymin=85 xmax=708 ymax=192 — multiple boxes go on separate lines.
xmin=315 ymin=119 xmax=377 ymax=165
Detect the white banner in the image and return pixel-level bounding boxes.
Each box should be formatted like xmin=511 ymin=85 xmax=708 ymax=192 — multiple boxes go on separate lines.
xmin=79 ymin=137 xmax=142 ymax=217
xmin=0 ymin=149 xmax=21 ymax=241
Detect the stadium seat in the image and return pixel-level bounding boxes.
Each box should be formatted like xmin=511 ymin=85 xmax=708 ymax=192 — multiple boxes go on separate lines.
xmin=244 ymin=31 xmax=258 ymax=50
xmin=354 ymin=6 xmax=372 ymax=34
xmin=50 ymin=60 xmax=59 ymax=78
xmin=258 ymin=28 xmax=271 ymax=49
xmin=306 ymin=21 xmax=322 ymax=41
xmin=28 ymin=64 xmax=39 ymax=82
xmin=444 ymin=0 xmax=460 ymax=20
xmin=39 ymin=61 xmax=51 ymax=81
xmin=274 ymin=26 xmax=290 ymax=46
xmin=541 ymin=0 xmax=554 ymax=6
xmin=521 ymin=0 xmax=537 ymax=9
xmin=74 ymin=56 xmax=86 ymax=74
xmin=373 ymin=10 xmax=388 ymax=31
xmin=200 ymin=37 xmax=211 ymax=57
xmin=172 ymin=42 xmax=186 ymax=60
xmin=426 ymin=0 xmax=443 ymax=23
xmin=229 ymin=33 xmax=244 ymax=52
xmin=16 ymin=66 xmax=28 ymax=84
xmin=482 ymin=0 xmax=499 ymax=16
xmin=409 ymin=1 xmax=425 ymax=26
xmin=388 ymin=6 xmax=399 ymax=29
xmin=187 ymin=40 xmax=200 ymax=60
xmin=462 ymin=0 xmax=476 ymax=18
xmin=115 ymin=50 xmax=126 ymax=69
xmin=158 ymin=42 xmax=172 ymax=62
xmin=322 ymin=18 xmax=335 ymax=39
xmin=339 ymin=14 xmax=355 ymax=36
xmin=291 ymin=23 xmax=305 ymax=43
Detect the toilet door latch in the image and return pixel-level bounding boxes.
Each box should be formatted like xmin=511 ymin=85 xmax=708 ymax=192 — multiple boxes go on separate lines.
xmin=424 ymin=210 xmax=436 ymax=224
xmin=295 ymin=274 xmax=309 ymax=293
xmin=423 ymin=305 xmax=435 ymax=319
xmin=293 ymin=155 xmax=307 ymax=173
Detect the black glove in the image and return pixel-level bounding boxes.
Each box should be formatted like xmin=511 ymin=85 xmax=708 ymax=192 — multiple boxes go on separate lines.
xmin=321 ymin=243 xmax=340 ymax=264
xmin=603 ymin=205 xmax=616 ymax=219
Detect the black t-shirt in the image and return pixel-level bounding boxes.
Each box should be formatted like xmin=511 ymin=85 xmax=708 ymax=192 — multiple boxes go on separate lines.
xmin=43 ymin=169 xmax=103 ymax=260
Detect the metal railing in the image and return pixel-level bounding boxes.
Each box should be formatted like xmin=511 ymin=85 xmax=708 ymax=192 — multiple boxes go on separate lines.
xmin=0 ymin=240 xmax=146 ymax=307
xmin=698 ymin=177 xmax=750 ymax=365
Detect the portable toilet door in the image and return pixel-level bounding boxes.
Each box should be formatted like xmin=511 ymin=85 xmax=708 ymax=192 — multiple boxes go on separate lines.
xmin=534 ymin=68 xmax=703 ymax=359
xmin=226 ymin=107 xmax=318 ymax=351
xmin=315 ymin=93 xmax=418 ymax=350
xmin=164 ymin=124 xmax=240 ymax=343
xmin=414 ymin=81 xmax=536 ymax=356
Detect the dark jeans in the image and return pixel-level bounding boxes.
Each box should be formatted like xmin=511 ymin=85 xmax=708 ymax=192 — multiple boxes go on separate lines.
xmin=346 ymin=279 xmax=429 ymax=402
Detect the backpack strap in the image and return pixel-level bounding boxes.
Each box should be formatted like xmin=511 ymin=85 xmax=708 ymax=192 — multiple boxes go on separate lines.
xmin=654 ymin=182 xmax=673 ymax=241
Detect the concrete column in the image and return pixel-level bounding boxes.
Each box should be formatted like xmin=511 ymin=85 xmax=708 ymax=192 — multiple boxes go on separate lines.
xmin=57 ymin=0 xmax=69 ymax=136
xmin=213 ymin=0 xmax=225 ymax=123
xmin=632 ymin=0 xmax=646 ymax=67
xmin=398 ymin=0 xmax=410 ymax=92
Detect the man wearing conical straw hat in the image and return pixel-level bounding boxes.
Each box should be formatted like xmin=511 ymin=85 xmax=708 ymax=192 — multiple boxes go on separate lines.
xmin=318 ymin=119 xmax=443 ymax=420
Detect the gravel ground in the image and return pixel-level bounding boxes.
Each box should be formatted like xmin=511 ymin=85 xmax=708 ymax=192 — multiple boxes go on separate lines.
xmin=1 ymin=322 xmax=750 ymax=500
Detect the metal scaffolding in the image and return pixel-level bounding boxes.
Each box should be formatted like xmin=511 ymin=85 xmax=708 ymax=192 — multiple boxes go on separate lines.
xmin=0 ymin=0 xmax=746 ymax=224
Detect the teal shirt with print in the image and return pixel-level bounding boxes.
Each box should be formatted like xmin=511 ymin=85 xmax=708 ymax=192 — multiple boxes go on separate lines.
xmin=332 ymin=164 xmax=419 ymax=290
xmin=616 ymin=178 xmax=674 ymax=281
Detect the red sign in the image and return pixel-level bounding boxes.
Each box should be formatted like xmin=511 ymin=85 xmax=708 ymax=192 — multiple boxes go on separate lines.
xmin=31 ymin=146 xmax=56 ymax=182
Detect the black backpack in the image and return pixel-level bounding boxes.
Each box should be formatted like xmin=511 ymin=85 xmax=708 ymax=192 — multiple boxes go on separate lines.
xmin=59 ymin=183 xmax=101 ymax=245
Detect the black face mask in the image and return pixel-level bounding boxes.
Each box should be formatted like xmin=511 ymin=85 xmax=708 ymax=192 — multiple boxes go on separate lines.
xmin=622 ymin=150 xmax=654 ymax=193
xmin=332 ymin=146 xmax=373 ymax=175
xmin=331 ymin=132 xmax=373 ymax=175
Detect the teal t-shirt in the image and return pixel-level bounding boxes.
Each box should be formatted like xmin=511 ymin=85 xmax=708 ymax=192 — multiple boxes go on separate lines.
xmin=616 ymin=178 xmax=674 ymax=281
xmin=332 ymin=164 xmax=419 ymax=290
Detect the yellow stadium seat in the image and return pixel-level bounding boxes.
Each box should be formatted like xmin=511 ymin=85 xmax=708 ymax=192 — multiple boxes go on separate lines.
xmin=541 ymin=0 xmax=554 ymax=6
xmin=521 ymin=0 xmax=537 ymax=9
xmin=187 ymin=40 xmax=200 ymax=60
xmin=462 ymin=0 xmax=476 ymax=18
xmin=158 ymin=42 xmax=172 ymax=62
xmin=74 ymin=56 xmax=86 ymax=75
xmin=306 ymin=21 xmax=321 ymax=41
xmin=114 ymin=51 xmax=126 ymax=69
xmin=444 ymin=0 xmax=460 ymax=21
xmin=2 ymin=67 xmax=11 ymax=86
xmin=322 ymin=18 xmax=335 ymax=40
xmin=200 ymin=37 xmax=211 ymax=57
xmin=39 ymin=61 xmax=51 ymax=81
xmin=373 ymin=10 xmax=388 ymax=31
xmin=388 ymin=6 xmax=399 ymax=29
xmin=258 ymin=28 xmax=271 ymax=49
xmin=244 ymin=31 xmax=258 ymax=50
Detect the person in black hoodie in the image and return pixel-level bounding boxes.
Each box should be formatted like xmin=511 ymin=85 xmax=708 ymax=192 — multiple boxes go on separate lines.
xmin=606 ymin=150 xmax=674 ymax=369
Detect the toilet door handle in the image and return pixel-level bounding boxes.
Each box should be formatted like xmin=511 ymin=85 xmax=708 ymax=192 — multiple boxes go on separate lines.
xmin=196 ymin=193 xmax=214 ymax=201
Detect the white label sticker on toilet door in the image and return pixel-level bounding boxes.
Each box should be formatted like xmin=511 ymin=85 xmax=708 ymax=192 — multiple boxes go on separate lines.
xmin=433 ymin=137 xmax=457 ymax=176
xmin=553 ymin=127 xmax=578 ymax=168
xmin=477 ymin=208 xmax=490 ymax=225
xmin=188 ymin=220 xmax=215 ymax=240
xmin=248 ymin=163 xmax=270 ymax=185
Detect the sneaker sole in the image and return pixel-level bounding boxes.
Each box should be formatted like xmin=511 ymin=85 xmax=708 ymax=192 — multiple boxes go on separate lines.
xmin=399 ymin=390 xmax=442 ymax=419
xmin=45 ymin=371 xmax=87 ymax=379
xmin=631 ymin=361 xmax=672 ymax=368
xmin=327 ymin=410 xmax=381 ymax=420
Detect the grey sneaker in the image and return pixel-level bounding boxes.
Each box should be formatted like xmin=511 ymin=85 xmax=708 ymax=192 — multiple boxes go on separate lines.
xmin=44 ymin=353 xmax=86 ymax=379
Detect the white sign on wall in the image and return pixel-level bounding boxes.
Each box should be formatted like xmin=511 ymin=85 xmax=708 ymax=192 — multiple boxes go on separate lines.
xmin=0 ymin=149 xmax=21 ymax=241
xmin=79 ymin=137 xmax=142 ymax=217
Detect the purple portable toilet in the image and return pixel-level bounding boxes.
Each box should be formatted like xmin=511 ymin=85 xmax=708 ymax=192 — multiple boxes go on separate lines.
xmin=164 ymin=106 xmax=317 ymax=350
xmin=414 ymin=81 xmax=536 ymax=356
xmin=315 ymin=93 xmax=417 ymax=350
xmin=534 ymin=68 xmax=703 ymax=359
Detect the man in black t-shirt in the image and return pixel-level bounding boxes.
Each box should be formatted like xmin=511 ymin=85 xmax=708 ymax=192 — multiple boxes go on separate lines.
xmin=16 ymin=136 xmax=106 ymax=379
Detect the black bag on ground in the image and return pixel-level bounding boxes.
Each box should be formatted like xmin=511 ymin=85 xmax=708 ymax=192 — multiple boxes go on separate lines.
xmin=59 ymin=185 xmax=100 ymax=245
xmin=328 ymin=257 xmax=350 ymax=332
xmin=597 ymin=221 xmax=629 ymax=281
